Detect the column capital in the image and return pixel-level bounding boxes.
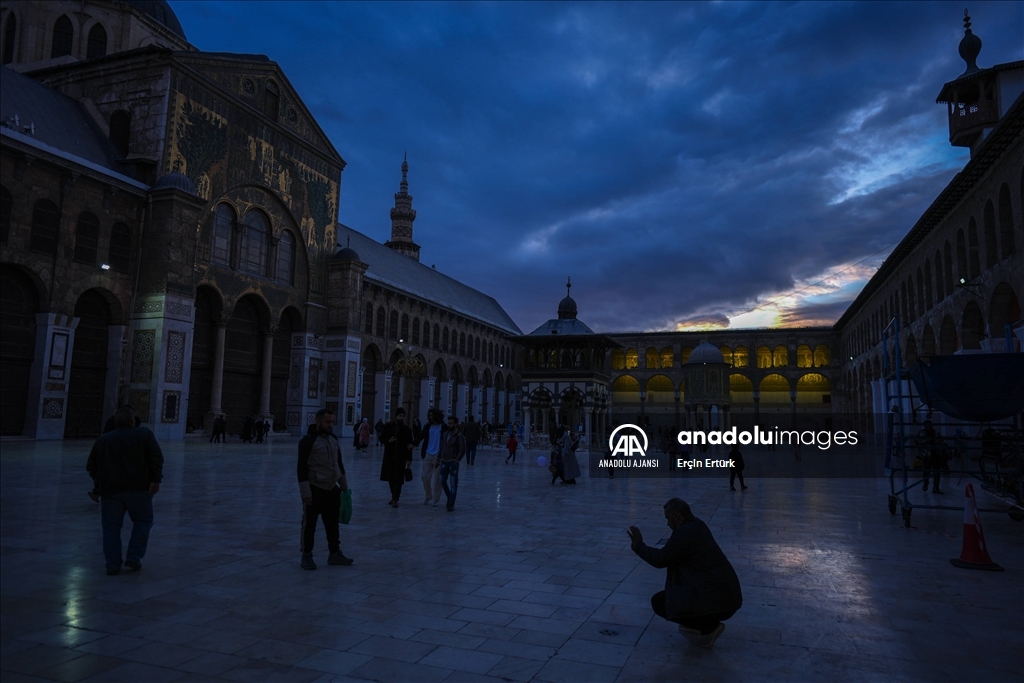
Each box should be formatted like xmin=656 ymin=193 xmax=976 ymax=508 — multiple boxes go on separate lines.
xmin=262 ymin=325 xmax=279 ymax=337
xmin=215 ymin=312 xmax=231 ymax=327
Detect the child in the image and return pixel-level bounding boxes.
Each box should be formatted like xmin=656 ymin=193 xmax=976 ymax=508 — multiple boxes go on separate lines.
xmin=505 ymin=434 xmax=518 ymax=464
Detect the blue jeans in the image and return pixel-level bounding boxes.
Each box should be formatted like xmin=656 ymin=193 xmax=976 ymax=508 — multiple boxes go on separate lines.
xmin=100 ymin=491 xmax=153 ymax=571
xmin=440 ymin=460 xmax=460 ymax=506
xmin=466 ymin=442 xmax=477 ymax=465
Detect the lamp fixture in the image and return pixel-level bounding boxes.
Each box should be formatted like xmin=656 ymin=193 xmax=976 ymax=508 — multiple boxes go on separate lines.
xmin=100 ymin=264 xmax=110 ymax=270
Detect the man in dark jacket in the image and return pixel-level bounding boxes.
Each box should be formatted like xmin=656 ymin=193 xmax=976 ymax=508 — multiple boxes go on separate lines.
xmin=627 ymin=498 xmax=742 ymax=648
xmin=86 ymin=405 xmax=164 ymax=575
xmin=463 ymin=416 xmax=481 ymax=466
xmin=297 ymin=409 xmax=352 ymax=570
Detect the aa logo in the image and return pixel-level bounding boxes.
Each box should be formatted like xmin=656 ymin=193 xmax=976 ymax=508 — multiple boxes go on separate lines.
xmin=608 ymin=424 xmax=648 ymax=457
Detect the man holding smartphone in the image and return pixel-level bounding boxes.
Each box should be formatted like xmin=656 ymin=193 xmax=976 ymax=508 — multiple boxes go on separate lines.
xmin=627 ymin=498 xmax=742 ymax=648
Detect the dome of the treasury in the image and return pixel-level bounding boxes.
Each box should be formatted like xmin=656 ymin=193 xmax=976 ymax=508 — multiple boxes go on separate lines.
xmin=686 ymin=340 xmax=725 ymax=364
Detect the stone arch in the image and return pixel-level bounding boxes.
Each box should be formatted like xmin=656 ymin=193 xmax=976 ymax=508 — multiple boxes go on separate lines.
xmin=0 ymin=264 xmax=41 ymax=435
xmin=48 ymin=13 xmax=77 ymax=59
xmin=960 ymin=302 xmax=985 ymax=350
xmin=756 ymin=345 xmax=772 ymax=368
xmin=939 ymin=314 xmax=957 ymax=355
xmin=998 ymin=183 xmax=1015 ymax=259
xmin=772 ymin=345 xmax=788 ymax=367
xmin=65 ymin=289 xmax=114 ymax=437
xmin=269 ymin=307 xmax=302 ymax=424
xmin=759 ymin=373 xmax=791 ymax=403
xmin=904 ymin=334 xmax=918 ymax=367
xmin=796 ymin=372 xmax=831 ymax=405
xmin=733 ymin=345 xmax=749 ymax=368
xmin=729 ymin=373 xmax=753 ymax=404
xmin=988 ymin=283 xmax=1020 ymax=351
xmin=645 ymin=374 xmax=674 ymax=404
xmin=720 ymin=346 xmax=733 ymax=367
xmin=221 ymin=293 xmax=271 ymax=431
xmin=922 ymin=324 xmax=936 ymax=357
xmin=680 ymin=346 xmax=693 ymax=364
xmin=611 ymin=349 xmax=625 ymax=370
xmin=361 ymin=343 xmax=383 ymax=424
xmin=661 ymin=346 xmax=674 ymax=368
xmin=62 ymin=276 xmax=126 ymax=325
xmin=187 ymin=285 xmax=225 ymax=429
xmin=796 ymin=344 xmax=813 ymax=368
xmin=624 ymin=347 xmax=639 ymax=369
xmin=813 ymin=344 xmax=829 ymax=367
xmin=432 ymin=358 xmax=447 ymax=382
xmin=983 ymin=200 xmax=998 ymax=268
xmin=645 ymin=347 xmax=660 ymax=369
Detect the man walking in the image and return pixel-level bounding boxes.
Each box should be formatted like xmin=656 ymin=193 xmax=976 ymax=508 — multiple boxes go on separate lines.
xmin=463 ymin=416 xmax=481 ymax=466
xmin=627 ymin=498 xmax=742 ymax=648
xmin=439 ymin=416 xmax=466 ymax=511
xmin=297 ymin=409 xmax=353 ymax=569
xmin=379 ymin=408 xmax=414 ymax=507
xmin=417 ymin=409 xmax=446 ymax=506
xmin=86 ymin=405 xmax=164 ymax=576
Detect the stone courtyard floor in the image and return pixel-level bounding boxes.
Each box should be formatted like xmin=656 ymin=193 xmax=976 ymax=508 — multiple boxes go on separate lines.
xmin=1 ymin=437 xmax=1021 ymax=683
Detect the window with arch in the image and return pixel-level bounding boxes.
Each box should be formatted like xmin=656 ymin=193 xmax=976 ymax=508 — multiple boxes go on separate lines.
xmin=923 ymin=261 xmax=933 ymax=309
xmin=756 ymin=345 xmax=772 ymax=369
xmin=645 ymin=347 xmax=660 ymax=368
xmin=625 ymin=348 xmax=638 ymax=369
xmin=263 ymin=81 xmax=279 ymax=119
xmin=411 ymin=318 xmax=420 ymax=345
xmin=364 ymin=303 xmax=373 ymax=334
xmin=907 ymin=276 xmax=916 ymax=320
xmin=30 ymin=199 xmax=60 ymax=254
xmin=733 ymin=346 xmax=748 ymax=367
xmin=459 ymin=332 xmax=466 ymax=356
xmin=211 ymin=203 xmax=234 ymax=266
xmin=240 ymin=211 xmax=269 ymax=276
xmin=998 ymin=184 xmax=1015 ymax=258
xmin=0 ymin=185 xmax=12 ymax=243
xmin=108 ymin=222 xmax=131 ymax=272
xmin=967 ymin=219 xmax=980 ymax=279
xmin=433 ymin=324 xmax=440 ymax=350
xmin=443 ymin=327 xmax=450 ymax=353
xmin=109 ymin=110 xmax=130 ymax=158
xmin=660 ymin=346 xmax=673 ymax=368
xmin=813 ymin=345 xmax=830 ymax=367
xmin=773 ymin=345 xmax=788 ymax=367
xmin=388 ymin=311 xmax=398 ymax=340
xmin=275 ymin=231 xmax=294 ymax=285
xmin=51 ymin=15 xmax=73 ymax=59
xmin=943 ymin=242 xmax=954 ymax=296
xmin=916 ymin=268 xmax=925 ymax=315
xmin=796 ymin=344 xmax=813 ymax=368
xmin=956 ymin=231 xmax=968 ymax=282
xmin=475 ymin=337 xmax=481 ymax=361
xmin=2 ymin=12 xmax=16 ymax=65
xmin=489 ymin=341 xmax=494 ymax=365
xmin=983 ymin=201 xmax=998 ymax=268
xmin=400 ymin=314 xmax=409 ymax=341
xmin=74 ymin=212 xmax=99 ymax=264
xmin=375 ymin=307 xmax=385 ymax=337
xmin=86 ymin=23 xmax=106 ymax=59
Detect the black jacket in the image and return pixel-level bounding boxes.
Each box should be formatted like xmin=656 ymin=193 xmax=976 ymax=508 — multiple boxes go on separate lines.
xmin=633 ymin=517 xmax=742 ymax=618
xmin=86 ymin=426 xmax=164 ymax=496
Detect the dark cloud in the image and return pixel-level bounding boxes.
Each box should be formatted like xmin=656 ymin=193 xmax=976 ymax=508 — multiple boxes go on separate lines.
xmin=174 ymin=1 xmax=1023 ymax=334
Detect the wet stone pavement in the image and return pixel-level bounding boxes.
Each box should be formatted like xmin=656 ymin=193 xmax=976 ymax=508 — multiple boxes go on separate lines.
xmin=1 ymin=436 xmax=1021 ymax=682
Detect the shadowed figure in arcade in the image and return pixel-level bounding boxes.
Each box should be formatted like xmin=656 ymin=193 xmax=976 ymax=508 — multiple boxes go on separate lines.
xmin=627 ymin=498 xmax=742 ymax=648
xmin=380 ymin=408 xmax=414 ymax=507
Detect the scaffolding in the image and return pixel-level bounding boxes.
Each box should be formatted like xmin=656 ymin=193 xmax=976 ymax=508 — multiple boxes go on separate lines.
xmin=882 ymin=314 xmax=1024 ymax=526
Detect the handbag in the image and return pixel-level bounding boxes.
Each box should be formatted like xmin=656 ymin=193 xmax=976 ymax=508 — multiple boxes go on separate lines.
xmin=404 ymin=466 xmax=413 ymax=482
xmin=339 ymin=488 xmax=353 ymax=525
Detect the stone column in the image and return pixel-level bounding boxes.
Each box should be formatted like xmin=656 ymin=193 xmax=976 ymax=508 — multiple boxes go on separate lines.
xmin=439 ymin=380 xmax=452 ymax=417
xmin=584 ymin=407 xmax=593 ymax=449
xmin=258 ymin=326 xmax=276 ymax=420
xmin=209 ymin=319 xmax=227 ymax=417
xmin=23 ymin=313 xmax=80 ymax=440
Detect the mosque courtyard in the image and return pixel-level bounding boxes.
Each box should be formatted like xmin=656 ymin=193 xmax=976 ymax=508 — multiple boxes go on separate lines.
xmin=1 ymin=437 xmax=1021 ymax=683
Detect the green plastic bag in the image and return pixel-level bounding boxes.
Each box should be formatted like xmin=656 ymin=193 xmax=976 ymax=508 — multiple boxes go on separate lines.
xmin=339 ymin=488 xmax=352 ymax=525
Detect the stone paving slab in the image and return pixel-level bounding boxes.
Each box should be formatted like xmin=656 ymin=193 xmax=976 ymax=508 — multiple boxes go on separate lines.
xmin=1 ymin=437 xmax=1022 ymax=682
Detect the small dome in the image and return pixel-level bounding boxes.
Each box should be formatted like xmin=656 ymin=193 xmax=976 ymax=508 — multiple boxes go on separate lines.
xmin=153 ymin=172 xmax=196 ymax=195
xmin=687 ymin=341 xmax=725 ymax=364
xmin=958 ymin=11 xmax=982 ymax=74
xmin=334 ymin=246 xmax=361 ymax=261
xmin=557 ymin=295 xmax=577 ymax=320
xmin=121 ymin=1 xmax=188 ymax=41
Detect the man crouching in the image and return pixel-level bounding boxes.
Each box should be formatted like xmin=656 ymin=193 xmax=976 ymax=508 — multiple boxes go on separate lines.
xmin=627 ymin=498 xmax=741 ymax=648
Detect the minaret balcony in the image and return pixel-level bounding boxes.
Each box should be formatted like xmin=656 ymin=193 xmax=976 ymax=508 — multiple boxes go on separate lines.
xmin=947 ymin=100 xmax=998 ymax=147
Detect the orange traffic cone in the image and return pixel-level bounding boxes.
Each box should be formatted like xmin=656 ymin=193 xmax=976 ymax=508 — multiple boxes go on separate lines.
xmin=950 ymin=483 xmax=1004 ymax=572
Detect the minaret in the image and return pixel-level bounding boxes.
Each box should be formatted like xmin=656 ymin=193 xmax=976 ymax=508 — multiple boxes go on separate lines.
xmin=935 ymin=10 xmax=1024 ymax=157
xmin=385 ymin=153 xmax=421 ymax=261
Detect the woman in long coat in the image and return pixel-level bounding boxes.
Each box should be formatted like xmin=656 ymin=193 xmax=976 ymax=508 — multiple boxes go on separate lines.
xmin=358 ymin=418 xmax=371 ymax=451
xmin=560 ymin=426 xmax=582 ymax=485
xmin=379 ymin=408 xmax=414 ymax=507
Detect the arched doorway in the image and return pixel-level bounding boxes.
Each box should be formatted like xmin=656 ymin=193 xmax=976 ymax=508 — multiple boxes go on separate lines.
xmin=362 ymin=344 xmax=382 ymax=424
xmin=0 ymin=267 xmax=39 ymax=435
xmin=961 ymin=303 xmax=985 ymax=350
xmin=271 ymin=308 xmax=302 ymax=428
xmin=222 ymin=295 xmax=267 ymax=433
xmin=989 ymin=283 xmax=1020 ymax=351
xmin=65 ymin=290 xmax=113 ymax=437
xmin=559 ymin=387 xmax=584 ymax=429
xmin=187 ymin=286 xmax=220 ymax=430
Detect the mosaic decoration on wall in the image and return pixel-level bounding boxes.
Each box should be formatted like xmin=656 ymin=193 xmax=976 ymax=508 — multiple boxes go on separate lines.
xmin=130 ymin=329 xmax=156 ymax=383
xmin=42 ymin=398 xmax=64 ymax=419
xmin=326 ymin=361 xmax=340 ymax=398
xmin=165 ymin=331 xmax=185 ymax=384
xmin=287 ymin=412 xmax=299 ymax=426
xmin=346 ymin=361 xmax=357 ymax=398
xmin=162 ymin=390 xmax=181 ymax=423
xmin=49 ymin=333 xmax=69 ymax=379
xmin=306 ymin=411 xmax=317 ymax=425
xmin=166 ymin=302 xmax=192 ymax=318
xmin=307 ymin=358 xmax=320 ymax=399
xmin=290 ymin=353 xmax=302 ymax=389
xmin=174 ymin=100 xmax=227 ymax=186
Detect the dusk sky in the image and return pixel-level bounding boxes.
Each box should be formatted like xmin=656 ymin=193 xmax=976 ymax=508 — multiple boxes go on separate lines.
xmin=174 ymin=1 xmax=1024 ymax=335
